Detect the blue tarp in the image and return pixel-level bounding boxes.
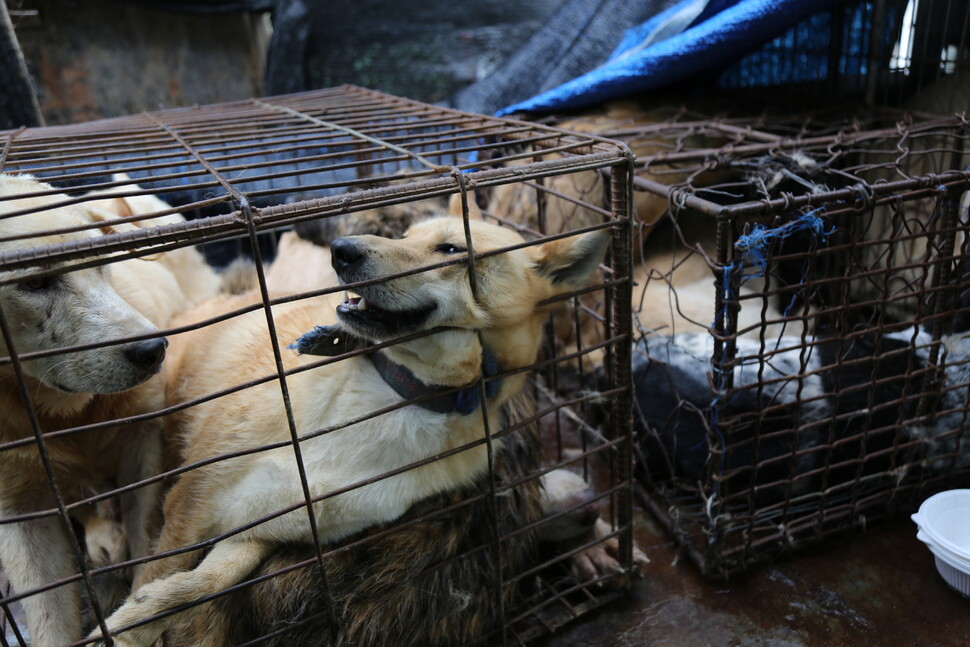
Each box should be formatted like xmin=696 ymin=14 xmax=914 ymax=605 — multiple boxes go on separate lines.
xmin=498 ymin=0 xmax=851 ymax=115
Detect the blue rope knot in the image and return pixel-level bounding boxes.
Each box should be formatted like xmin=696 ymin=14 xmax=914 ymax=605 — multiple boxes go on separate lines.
xmin=712 ymin=209 xmax=833 ymax=341
xmin=734 ymin=209 xmax=831 ymax=277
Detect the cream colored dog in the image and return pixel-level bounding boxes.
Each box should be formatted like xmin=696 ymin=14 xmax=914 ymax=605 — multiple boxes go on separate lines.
xmin=94 ymin=216 xmax=610 ymax=646
xmin=0 ymin=174 xmax=217 ymax=647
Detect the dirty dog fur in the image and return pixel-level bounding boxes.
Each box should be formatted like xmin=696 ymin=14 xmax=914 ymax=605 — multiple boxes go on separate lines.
xmin=0 ymin=174 xmax=217 ymax=647
xmin=96 ymin=217 xmax=611 ymax=646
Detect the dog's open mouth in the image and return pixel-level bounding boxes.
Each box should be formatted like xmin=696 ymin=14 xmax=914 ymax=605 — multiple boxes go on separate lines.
xmin=336 ymin=291 xmax=436 ymax=337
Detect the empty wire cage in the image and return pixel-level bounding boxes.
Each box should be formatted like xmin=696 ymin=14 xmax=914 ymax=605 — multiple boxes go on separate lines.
xmin=0 ymin=86 xmax=636 ymax=646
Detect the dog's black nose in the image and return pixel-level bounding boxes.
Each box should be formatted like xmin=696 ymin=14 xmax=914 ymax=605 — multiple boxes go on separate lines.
xmin=331 ymin=237 xmax=365 ymax=274
xmin=123 ymin=337 xmax=168 ymax=371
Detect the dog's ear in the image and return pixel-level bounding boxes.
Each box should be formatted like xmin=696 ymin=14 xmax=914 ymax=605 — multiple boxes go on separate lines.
xmin=534 ymin=229 xmax=611 ymax=292
xmin=108 ymin=197 xmax=134 ymax=218
xmin=77 ymin=204 xmax=121 ymax=236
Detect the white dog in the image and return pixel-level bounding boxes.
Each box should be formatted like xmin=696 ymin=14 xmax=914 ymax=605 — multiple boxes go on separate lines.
xmin=0 ymin=174 xmax=217 ymax=647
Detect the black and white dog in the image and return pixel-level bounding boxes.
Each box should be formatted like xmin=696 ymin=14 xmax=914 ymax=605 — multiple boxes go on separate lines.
xmin=631 ymin=329 xmax=970 ymax=502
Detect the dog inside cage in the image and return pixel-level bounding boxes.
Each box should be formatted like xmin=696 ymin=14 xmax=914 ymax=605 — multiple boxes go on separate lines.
xmin=0 ymin=88 xmax=641 ymax=647
xmin=611 ymin=106 xmax=970 ymax=575
xmin=1 ymin=18 xmax=969 ymax=639
xmin=3 ymin=0 xmax=970 ymax=642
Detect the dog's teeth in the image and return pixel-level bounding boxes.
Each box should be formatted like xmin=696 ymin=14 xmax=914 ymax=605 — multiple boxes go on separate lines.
xmin=358 ymin=297 xmax=368 ymax=311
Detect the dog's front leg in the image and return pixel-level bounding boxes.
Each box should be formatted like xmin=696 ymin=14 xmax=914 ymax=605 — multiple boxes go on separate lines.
xmin=117 ymin=423 xmax=164 ymax=571
xmin=91 ymin=538 xmax=270 ymax=647
xmin=0 ymin=515 xmax=83 ymax=647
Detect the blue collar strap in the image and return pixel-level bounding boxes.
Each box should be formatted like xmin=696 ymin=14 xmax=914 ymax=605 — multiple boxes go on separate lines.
xmin=368 ymin=347 xmax=501 ymax=415
xmin=290 ymin=325 xmax=502 ymax=415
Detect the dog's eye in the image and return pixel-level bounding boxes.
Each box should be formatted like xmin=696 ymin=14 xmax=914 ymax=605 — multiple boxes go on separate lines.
xmin=435 ymin=243 xmax=466 ymax=255
xmin=17 ymin=275 xmax=58 ymax=292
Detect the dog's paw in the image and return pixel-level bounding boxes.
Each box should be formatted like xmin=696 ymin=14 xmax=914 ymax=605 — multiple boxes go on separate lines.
xmin=84 ymin=516 xmax=128 ymax=568
xmin=537 ymin=470 xmax=649 ymax=588
xmin=569 ymin=519 xmax=650 ymax=589
xmin=537 ymin=469 xmax=602 ymax=542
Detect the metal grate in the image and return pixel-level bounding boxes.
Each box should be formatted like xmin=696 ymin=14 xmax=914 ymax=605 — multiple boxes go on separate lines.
xmin=0 ymin=85 xmax=636 ymax=646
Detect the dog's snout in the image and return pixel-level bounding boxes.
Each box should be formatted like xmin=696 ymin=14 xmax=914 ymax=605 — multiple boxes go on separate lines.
xmin=331 ymin=238 xmax=365 ymax=274
xmin=123 ymin=337 xmax=168 ymax=372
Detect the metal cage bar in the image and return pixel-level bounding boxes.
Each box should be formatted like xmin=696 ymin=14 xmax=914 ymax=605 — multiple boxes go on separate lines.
xmin=0 ymin=86 xmax=636 ymax=646
xmin=611 ymin=104 xmax=970 ymax=577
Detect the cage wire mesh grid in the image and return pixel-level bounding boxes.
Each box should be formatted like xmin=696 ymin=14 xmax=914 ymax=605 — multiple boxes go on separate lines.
xmin=0 ymin=85 xmax=637 ymax=646
xmin=533 ymin=103 xmax=970 ymax=578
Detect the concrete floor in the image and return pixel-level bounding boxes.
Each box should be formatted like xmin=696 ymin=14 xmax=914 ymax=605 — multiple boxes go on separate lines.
xmin=540 ymin=506 xmax=970 ymax=647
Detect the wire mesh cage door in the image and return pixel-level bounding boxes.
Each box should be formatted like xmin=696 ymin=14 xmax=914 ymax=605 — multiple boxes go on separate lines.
xmin=0 ymin=86 xmax=637 ymax=646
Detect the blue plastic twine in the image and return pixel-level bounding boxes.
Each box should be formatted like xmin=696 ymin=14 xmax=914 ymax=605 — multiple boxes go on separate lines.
xmin=733 ymin=209 xmax=832 ymax=278
xmin=713 ymin=208 xmax=832 ymax=330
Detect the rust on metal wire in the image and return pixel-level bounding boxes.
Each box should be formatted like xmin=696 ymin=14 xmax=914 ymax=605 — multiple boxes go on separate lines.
xmin=0 ymin=84 xmax=636 ymax=647
xmin=598 ymin=104 xmax=970 ymax=578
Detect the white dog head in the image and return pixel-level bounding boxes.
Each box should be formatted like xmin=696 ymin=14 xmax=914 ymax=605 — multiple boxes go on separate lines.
xmin=0 ymin=175 xmax=167 ymax=400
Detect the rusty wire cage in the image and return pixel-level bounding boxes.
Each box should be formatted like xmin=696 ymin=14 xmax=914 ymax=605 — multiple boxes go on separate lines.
xmin=522 ymin=104 xmax=970 ymax=578
xmin=0 ymin=85 xmax=636 ymax=646
xmin=476 ymin=0 xmax=970 ymax=580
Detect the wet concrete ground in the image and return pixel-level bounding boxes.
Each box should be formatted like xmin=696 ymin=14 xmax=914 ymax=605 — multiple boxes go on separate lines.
xmin=540 ymin=505 xmax=970 ymax=647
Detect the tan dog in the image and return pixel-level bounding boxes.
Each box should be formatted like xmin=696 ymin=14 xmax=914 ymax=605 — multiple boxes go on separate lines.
xmin=95 ymin=216 xmax=610 ymax=646
xmin=0 ymin=174 xmax=218 ymax=647
xmin=265 ymin=229 xmax=648 ymax=585
xmin=632 ymin=232 xmax=804 ymax=341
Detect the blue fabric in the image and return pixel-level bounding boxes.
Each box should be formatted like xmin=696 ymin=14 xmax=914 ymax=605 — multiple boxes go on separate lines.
xmin=499 ymin=0 xmax=848 ymax=115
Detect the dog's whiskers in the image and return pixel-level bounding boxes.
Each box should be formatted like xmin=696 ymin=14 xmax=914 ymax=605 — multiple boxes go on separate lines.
xmin=35 ymin=355 xmax=83 ymax=392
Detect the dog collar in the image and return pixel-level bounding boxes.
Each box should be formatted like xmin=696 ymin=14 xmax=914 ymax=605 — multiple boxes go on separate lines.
xmin=290 ymin=325 xmax=502 ymax=415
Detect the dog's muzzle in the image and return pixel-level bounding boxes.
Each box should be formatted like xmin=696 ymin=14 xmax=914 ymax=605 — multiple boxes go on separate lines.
xmin=331 ymin=237 xmax=366 ymax=278
xmin=123 ymin=337 xmax=168 ymax=373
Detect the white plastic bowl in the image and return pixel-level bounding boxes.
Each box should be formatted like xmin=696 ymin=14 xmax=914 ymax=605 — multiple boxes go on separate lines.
xmin=913 ymin=489 xmax=970 ymax=597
